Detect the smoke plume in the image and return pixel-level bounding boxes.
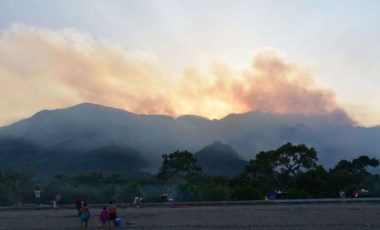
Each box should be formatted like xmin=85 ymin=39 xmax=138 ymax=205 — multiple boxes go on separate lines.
xmin=0 ymin=25 xmax=354 ymax=125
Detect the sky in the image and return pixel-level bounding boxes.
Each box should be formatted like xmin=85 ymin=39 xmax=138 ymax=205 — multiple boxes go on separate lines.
xmin=0 ymin=0 xmax=379 ymax=127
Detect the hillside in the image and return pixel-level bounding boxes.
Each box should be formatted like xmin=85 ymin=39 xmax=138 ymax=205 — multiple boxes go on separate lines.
xmin=1 ymin=103 xmax=380 ymax=176
xmin=195 ymin=141 xmax=248 ymax=177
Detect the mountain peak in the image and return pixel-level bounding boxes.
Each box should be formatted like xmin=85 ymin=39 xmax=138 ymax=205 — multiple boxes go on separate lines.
xmin=209 ymin=140 xmax=225 ymax=147
xmin=196 ymin=141 xmax=242 ymax=160
xmin=68 ymin=102 xmax=130 ymax=113
xmin=195 ymin=141 xmax=248 ymax=177
xmin=74 ymin=102 xmax=99 ymax=107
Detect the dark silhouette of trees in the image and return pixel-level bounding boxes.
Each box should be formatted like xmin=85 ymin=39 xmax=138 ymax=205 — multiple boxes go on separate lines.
xmin=0 ymin=169 xmax=33 ymax=205
xmin=230 ymin=142 xmax=319 ymax=199
xmin=1 ymin=143 xmax=380 ymax=204
xmin=275 ymin=143 xmax=318 ymax=187
xmin=328 ymin=155 xmax=379 ymax=197
xmin=297 ymin=165 xmax=330 ymax=198
xmin=157 ymin=150 xmax=203 ymax=181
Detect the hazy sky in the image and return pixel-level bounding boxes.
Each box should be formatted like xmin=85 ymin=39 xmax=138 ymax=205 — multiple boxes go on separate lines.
xmin=0 ymin=0 xmax=379 ymax=127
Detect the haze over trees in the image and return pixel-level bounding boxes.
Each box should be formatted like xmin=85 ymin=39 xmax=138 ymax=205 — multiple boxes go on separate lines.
xmin=1 ymin=142 xmax=379 ymax=206
xmin=1 ymin=103 xmax=380 ymax=176
xmin=1 ymin=104 xmax=380 ymax=205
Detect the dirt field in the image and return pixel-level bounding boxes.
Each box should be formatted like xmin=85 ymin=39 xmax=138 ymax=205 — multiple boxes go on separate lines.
xmin=1 ymin=203 xmax=380 ymax=229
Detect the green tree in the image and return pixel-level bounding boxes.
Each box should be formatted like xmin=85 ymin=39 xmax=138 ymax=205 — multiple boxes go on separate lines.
xmin=157 ymin=150 xmax=203 ymax=181
xmin=0 ymin=169 xmax=33 ymax=205
xmin=329 ymin=155 xmax=379 ymax=196
xmin=331 ymin=156 xmax=379 ymax=176
xmin=187 ymin=175 xmax=231 ymax=201
xmin=297 ymin=165 xmax=329 ymax=198
xmin=230 ymin=143 xmax=319 ymax=199
xmin=275 ymin=143 xmax=318 ymax=188
xmin=230 ymin=150 xmax=278 ymax=199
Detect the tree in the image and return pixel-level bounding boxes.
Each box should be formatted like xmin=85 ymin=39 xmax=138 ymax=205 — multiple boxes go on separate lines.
xmin=329 ymin=155 xmax=379 ymax=196
xmin=0 ymin=169 xmax=33 ymax=205
xmin=230 ymin=150 xmax=278 ymax=199
xmin=157 ymin=150 xmax=203 ymax=181
xmin=332 ymin=156 xmax=379 ymax=176
xmin=297 ymin=165 xmax=330 ymax=198
xmin=275 ymin=143 xmax=318 ymax=188
xmin=230 ymin=143 xmax=319 ymax=199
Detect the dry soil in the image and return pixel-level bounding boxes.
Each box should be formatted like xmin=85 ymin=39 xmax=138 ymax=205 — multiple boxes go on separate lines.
xmin=1 ymin=203 xmax=380 ymax=229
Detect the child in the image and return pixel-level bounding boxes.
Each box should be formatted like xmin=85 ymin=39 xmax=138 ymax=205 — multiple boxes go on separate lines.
xmin=79 ymin=203 xmax=90 ymax=229
xmin=99 ymin=206 xmax=109 ymax=230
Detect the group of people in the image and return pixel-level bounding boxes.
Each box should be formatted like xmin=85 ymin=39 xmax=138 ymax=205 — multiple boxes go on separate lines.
xmin=133 ymin=196 xmax=144 ymax=208
xmin=159 ymin=192 xmax=168 ymax=201
xmin=34 ymin=189 xmax=134 ymax=229
xmin=339 ymin=189 xmax=370 ymax=198
xmin=34 ymin=188 xmax=62 ymax=208
xmin=77 ymin=198 xmax=118 ymax=230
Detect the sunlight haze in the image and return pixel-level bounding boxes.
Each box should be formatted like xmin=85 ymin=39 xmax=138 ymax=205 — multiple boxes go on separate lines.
xmin=0 ymin=0 xmax=379 ymax=127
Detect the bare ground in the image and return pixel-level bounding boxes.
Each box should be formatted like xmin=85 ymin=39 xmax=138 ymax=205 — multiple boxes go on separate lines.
xmin=1 ymin=203 xmax=380 ymax=229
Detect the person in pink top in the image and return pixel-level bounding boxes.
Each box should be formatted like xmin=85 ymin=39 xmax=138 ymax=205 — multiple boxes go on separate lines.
xmin=99 ymin=206 xmax=109 ymax=230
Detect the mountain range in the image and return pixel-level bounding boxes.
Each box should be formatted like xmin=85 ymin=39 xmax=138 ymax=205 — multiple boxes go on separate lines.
xmin=0 ymin=103 xmax=379 ymax=177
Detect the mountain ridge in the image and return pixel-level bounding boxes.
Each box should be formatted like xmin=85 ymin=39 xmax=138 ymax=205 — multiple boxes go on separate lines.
xmin=1 ymin=102 xmax=380 ymax=176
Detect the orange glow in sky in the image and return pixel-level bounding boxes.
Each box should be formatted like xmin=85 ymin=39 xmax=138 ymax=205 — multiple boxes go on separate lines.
xmin=0 ymin=25 xmax=353 ymax=126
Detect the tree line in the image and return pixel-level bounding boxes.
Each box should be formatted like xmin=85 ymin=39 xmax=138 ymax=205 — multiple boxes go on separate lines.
xmin=0 ymin=142 xmax=379 ymax=206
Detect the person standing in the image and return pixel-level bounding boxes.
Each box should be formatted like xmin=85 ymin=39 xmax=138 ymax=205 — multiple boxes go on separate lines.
xmin=107 ymin=201 xmax=117 ymax=229
xmin=79 ymin=203 xmax=91 ymax=229
xmin=133 ymin=197 xmax=139 ymax=208
xmin=34 ymin=188 xmax=41 ymax=205
xmin=140 ymin=196 xmax=144 ymax=208
xmin=353 ymin=189 xmax=359 ymax=198
xmin=76 ymin=196 xmax=83 ymax=210
xmin=55 ymin=192 xmax=62 ymax=208
xmin=339 ymin=189 xmax=346 ymax=198
xmin=99 ymin=206 xmax=109 ymax=230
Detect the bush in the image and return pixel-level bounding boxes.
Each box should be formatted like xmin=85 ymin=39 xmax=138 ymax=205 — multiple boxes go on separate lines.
xmin=230 ymin=186 xmax=261 ymax=200
xmin=285 ymin=189 xmax=309 ymax=199
xmin=199 ymin=186 xmax=230 ymax=201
